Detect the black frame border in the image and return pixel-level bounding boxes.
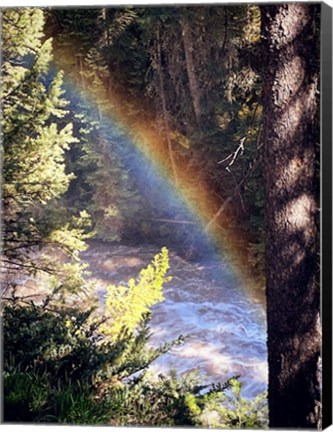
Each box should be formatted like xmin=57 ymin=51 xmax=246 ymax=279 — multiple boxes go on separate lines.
xmin=321 ymin=2 xmax=332 ymax=429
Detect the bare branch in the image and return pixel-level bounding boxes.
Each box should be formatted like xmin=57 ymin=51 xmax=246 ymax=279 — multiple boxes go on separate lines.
xmin=218 ymin=136 xmax=246 ymax=166
xmin=205 ymin=124 xmax=263 ymax=233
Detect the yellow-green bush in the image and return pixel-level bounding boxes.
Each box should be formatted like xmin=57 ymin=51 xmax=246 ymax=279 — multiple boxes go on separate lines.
xmin=101 ymin=247 xmax=171 ymax=339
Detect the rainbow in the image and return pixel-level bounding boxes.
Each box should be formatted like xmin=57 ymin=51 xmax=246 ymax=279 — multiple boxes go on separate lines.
xmin=51 ymin=37 xmax=264 ymax=303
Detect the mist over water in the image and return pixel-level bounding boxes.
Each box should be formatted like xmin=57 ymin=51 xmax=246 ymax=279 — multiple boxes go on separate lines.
xmin=82 ymin=241 xmax=267 ymax=399
xmin=60 ymin=86 xmax=267 ymax=399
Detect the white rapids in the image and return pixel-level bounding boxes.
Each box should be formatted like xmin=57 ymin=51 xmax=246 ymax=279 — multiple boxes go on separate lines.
xmin=81 ymin=241 xmax=267 ymax=399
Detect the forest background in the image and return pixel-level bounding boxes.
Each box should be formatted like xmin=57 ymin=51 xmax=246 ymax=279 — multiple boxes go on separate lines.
xmin=1 ymin=1 xmax=323 ymax=429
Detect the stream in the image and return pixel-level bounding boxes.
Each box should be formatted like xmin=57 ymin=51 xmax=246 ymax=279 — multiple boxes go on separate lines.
xmin=81 ymin=241 xmax=267 ymax=399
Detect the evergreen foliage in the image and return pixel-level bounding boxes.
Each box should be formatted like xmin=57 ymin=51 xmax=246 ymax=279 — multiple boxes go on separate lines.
xmin=64 ymin=95 xmax=141 ymax=242
xmin=48 ymin=5 xmax=265 ymax=276
xmin=1 ymin=6 xmax=271 ymax=427
xmin=3 ymin=297 xmax=267 ymax=427
xmin=2 ymin=299 xmax=171 ymax=423
xmin=1 ymin=8 xmax=91 ymax=288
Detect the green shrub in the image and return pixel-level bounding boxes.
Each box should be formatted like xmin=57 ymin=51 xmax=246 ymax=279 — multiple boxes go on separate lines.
xmin=2 ymin=247 xmax=267 ymax=427
xmin=3 ymin=298 xmax=267 ymax=427
xmin=4 ymin=367 xmax=50 ymax=422
xmin=2 ymin=299 xmax=183 ymax=424
xmin=196 ymin=378 xmax=268 ymax=429
xmin=41 ymin=380 xmax=113 ymax=424
xmin=3 ymin=365 xmax=113 ymax=424
xmin=102 ymin=247 xmax=171 ymax=339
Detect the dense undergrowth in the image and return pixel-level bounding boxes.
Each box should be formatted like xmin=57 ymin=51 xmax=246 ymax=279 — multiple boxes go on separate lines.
xmin=3 ymin=250 xmax=267 ymax=427
xmin=3 ymin=301 xmax=268 ymax=427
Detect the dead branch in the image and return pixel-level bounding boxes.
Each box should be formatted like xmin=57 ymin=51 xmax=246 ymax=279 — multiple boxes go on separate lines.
xmin=204 ymin=124 xmax=263 ymax=233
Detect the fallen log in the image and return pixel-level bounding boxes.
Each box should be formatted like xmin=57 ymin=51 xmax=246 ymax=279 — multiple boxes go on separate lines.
xmin=140 ymin=218 xmax=197 ymax=225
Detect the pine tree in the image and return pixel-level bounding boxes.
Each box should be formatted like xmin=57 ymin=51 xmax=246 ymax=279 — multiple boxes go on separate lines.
xmin=1 ymin=8 xmax=88 ymax=289
xmin=49 ymin=8 xmax=143 ymax=242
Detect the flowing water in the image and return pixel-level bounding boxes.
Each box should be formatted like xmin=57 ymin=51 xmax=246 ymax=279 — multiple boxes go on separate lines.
xmin=81 ymin=241 xmax=267 ymax=399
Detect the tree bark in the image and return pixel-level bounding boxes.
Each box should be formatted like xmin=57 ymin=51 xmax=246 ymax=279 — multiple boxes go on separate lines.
xmin=180 ymin=18 xmax=201 ymax=125
xmin=156 ymin=28 xmax=179 ymax=187
xmin=101 ymin=7 xmax=110 ymax=47
xmin=261 ymin=4 xmax=321 ymax=428
xmin=77 ymin=54 xmax=86 ymax=89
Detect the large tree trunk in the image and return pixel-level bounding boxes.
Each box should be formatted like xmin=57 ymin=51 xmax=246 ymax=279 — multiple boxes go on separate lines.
xmin=261 ymin=4 xmax=321 ymax=428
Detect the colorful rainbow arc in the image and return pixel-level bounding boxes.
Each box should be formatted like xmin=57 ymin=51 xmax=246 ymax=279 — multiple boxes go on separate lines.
xmin=52 ymin=39 xmax=264 ymax=304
